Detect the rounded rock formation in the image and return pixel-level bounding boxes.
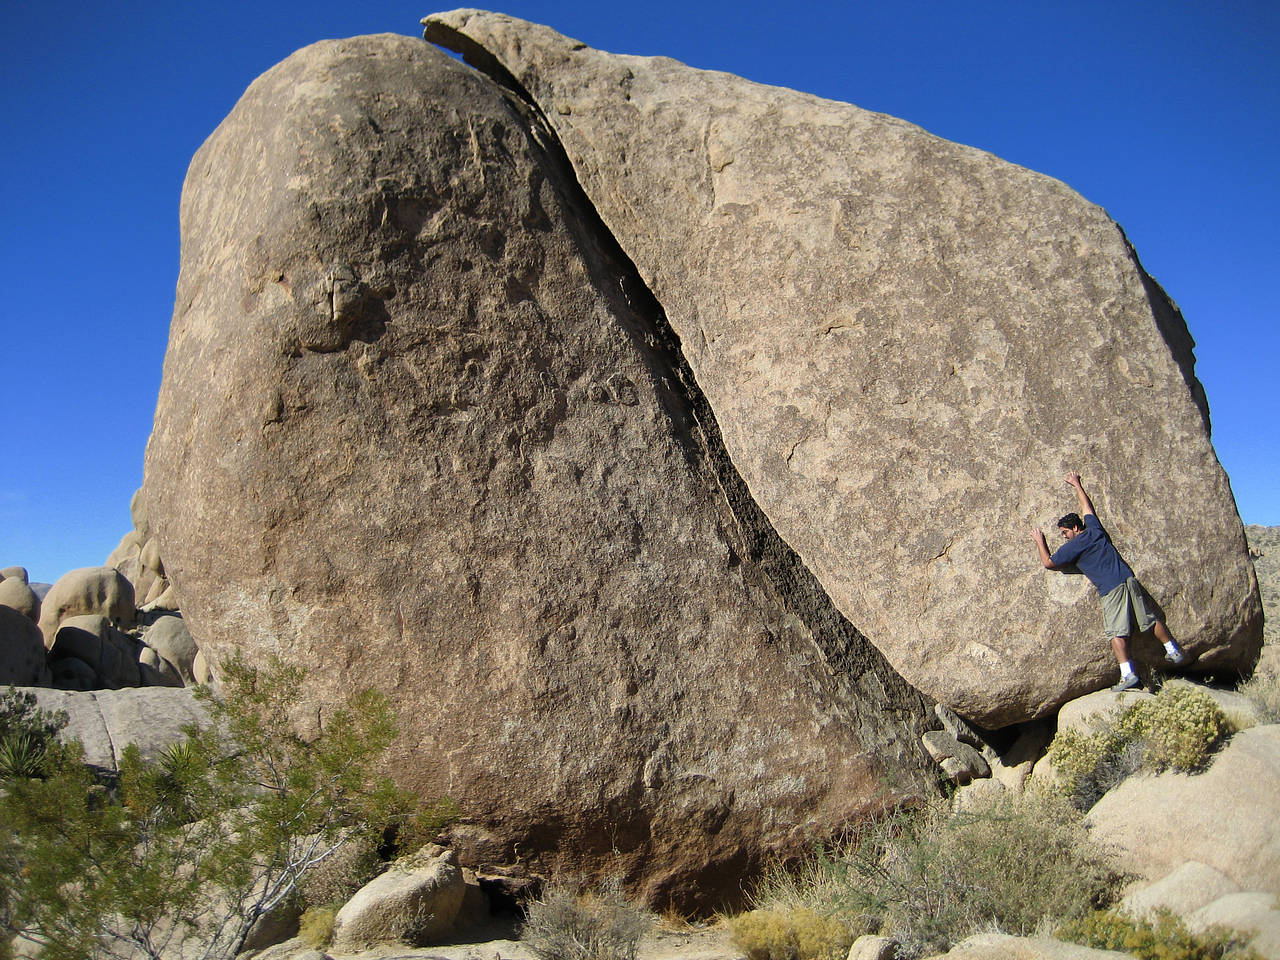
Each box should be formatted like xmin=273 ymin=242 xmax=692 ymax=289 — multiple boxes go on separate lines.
xmin=38 ymin=567 xmax=136 ymax=650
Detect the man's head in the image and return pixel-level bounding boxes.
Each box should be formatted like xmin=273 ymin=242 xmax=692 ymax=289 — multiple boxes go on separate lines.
xmin=1057 ymin=513 xmax=1085 ymax=540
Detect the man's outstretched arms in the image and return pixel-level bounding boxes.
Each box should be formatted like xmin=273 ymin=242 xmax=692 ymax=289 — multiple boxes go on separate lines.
xmin=1066 ymin=471 xmax=1096 ymax=518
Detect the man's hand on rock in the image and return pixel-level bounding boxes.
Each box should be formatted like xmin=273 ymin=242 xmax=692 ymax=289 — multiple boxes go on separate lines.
xmin=1064 ymin=471 xmax=1082 ymax=488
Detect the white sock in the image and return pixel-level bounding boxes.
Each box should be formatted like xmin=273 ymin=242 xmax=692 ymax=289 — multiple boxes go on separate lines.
xmin=1120 ymin=661 xmax=1136 ymax=678
xmin=1163 ymin=641 xmax=1178 ymax=655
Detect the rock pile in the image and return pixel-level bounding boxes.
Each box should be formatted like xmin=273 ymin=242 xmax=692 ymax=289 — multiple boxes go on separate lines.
xmin=0 ymin=552 xmax=202 ymax=692
xmin=106 ymin=487 xmax=178 ymax=611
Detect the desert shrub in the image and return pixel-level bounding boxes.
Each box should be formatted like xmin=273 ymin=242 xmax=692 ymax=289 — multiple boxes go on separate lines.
xmin=1050 ymin=726 xmax=1146 ymax=810
xmin=0 ymin=653 xmax=442 ymax=960
xmin=740 ymin=791 xmax=1118 ymax=960
xmin=1238 ymin=672 xmax=1280 ymax=724
xmin=521 ymin=878 xmax=651 ymax=960
xmin=1050 ymin=685 xmax=1230 ymax=810
xmin=729 ymin=907 xmax=852 ymax=960
xmin=1117 ymin=685 xmax=1228 ymax=771
xmin=0 ymin=688 xmax=67 ymax=780
xmin=298 ymin=905 xmax=339 ymax=949
xmin=1058 ymin=908 xmax=1262 ymax=960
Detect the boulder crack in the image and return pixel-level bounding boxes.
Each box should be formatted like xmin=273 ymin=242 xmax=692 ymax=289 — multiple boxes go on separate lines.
xmin=424 ymin=22 xmax=938 ymax=765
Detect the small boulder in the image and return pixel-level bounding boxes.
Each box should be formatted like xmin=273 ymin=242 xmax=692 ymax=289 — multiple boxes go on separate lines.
xmin=848 ymin=935 xmax=897 ymax=960
xmin=38 ymin=567 xmax=136 ymax=649
xmin=922 ymin=730 xmax=991 ymax=784
xmin=139 ymin=645 xmax=183 ymax=687
xmin=0 ymin=606 xmax=50 ymax=686
xmin=0 ymin=577 xmax=41 ymax=622
xmin=192 ymin=648 xmax=213 ymax=686
xmin=330 ymin=844 xmax=465 ymax=951
xmin=144 ymin=615 xmax=198 ymax=684
xmin=1 ymin=566 xmax=29 ymax=583
xmin=1120 ymin=860 xmax=1239 ymax=918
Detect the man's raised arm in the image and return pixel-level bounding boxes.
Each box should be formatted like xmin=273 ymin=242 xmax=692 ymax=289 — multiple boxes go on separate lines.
xmin=1029 ymin=525 xmax=1059 ymax=569
xmin=1066 ymin=471 xmax=1096 ymax=518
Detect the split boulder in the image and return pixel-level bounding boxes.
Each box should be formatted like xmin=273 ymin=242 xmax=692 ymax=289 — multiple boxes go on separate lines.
xmin=142 ymin=32 xmax=936 ymax=908
xmin=423 ymin=10 xmax=1262 ymax=726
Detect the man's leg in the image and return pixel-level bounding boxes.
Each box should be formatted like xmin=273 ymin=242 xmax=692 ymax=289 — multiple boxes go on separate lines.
xmin=1110 ymin=634 xmax=1140 ymax=690
xmin=1153 ymin=620 xmax=1187 ymax=665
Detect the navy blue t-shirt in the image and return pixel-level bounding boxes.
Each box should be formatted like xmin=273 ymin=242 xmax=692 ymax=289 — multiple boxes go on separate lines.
xmin=1050 ymin=514 xmax=1134 ymax=596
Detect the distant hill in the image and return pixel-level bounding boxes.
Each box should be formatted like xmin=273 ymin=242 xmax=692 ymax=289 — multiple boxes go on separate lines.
xmin=1245 ymin=525 xmax=1278 ymax=644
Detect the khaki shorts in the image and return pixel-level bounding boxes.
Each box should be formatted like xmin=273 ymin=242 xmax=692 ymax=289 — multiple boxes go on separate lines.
xmin=1100 ymin=577 xmax=1158 ymax=638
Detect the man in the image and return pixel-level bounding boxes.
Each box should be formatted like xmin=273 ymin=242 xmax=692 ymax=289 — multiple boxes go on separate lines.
xmin=1030 ymin=471 xmax=1186 ymax=691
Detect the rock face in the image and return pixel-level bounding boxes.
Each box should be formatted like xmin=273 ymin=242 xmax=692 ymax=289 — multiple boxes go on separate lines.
xmin=422 ymin=10 xmax=1261 ymax=726
xmin=143 ymin=34 xmax=936 ymax=908
xmin=107 ymin=488 xmax=178 ymax=611
xmin=23 ymin=686 xmax=210 ymax=774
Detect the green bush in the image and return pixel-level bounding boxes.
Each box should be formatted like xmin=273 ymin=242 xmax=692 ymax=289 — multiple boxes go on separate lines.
xmin=729 ymin=907 xmax=852 ymax=960
xmin=740 ymin=791 xmax=1118 ymax=959
xmin=1049 ymin=685 xmax=1230 ymax=810
xmin=1117 ymin=685 xmax=1229 ymax=771
xmin=0 ymin=654 xmax=443 ymax=960
xmin=1058 ymin=908 xmax=1262 ymax=960
xmin=521 ymin=879 xmax=651 ymax=960
xmin=0 ymin=688 xmax=67 ymax=781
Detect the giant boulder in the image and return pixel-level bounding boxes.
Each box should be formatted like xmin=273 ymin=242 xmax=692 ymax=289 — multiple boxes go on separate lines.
xmin=423 ymin=11 xmax=1262 ymax=726
xmin=143 ymin=34 xmax=936 ymax=908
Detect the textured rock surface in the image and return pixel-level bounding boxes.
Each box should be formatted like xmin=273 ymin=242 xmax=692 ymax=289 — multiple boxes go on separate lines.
xmin=1120 ymin=860 xmax=1240 ymax=918
xmin=50 ymin=614 xmax=142 ymax=688
xmin=143 ymin=34 xmax=936 ymax=907
xmin=926 ymin=934 xmax=1128 ymax=960
xmin=1188 ymin=893 xmax=1280 ymax=959
xmin=23 ymin=686 xmax=210 ymax=773
xmin=423 ymin=10 xmax=1261 ymax=726
xmin=37 ymin=566 xmax=136 ymax=649
xmin=1086 ymin=725 xmax=1280 ymax=893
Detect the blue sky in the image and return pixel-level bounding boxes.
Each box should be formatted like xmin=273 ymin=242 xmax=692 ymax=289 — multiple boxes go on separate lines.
xmin=2 ymin=1 xmax=1277 ymax=585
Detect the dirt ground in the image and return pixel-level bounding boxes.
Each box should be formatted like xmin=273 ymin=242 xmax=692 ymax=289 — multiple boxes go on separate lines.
xmin=333 ymin=919 xmax=741 ymax=960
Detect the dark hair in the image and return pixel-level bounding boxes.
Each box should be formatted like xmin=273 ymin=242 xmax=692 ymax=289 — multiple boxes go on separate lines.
xmin=1057 ymin=513 xmax=1085 ymax=531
